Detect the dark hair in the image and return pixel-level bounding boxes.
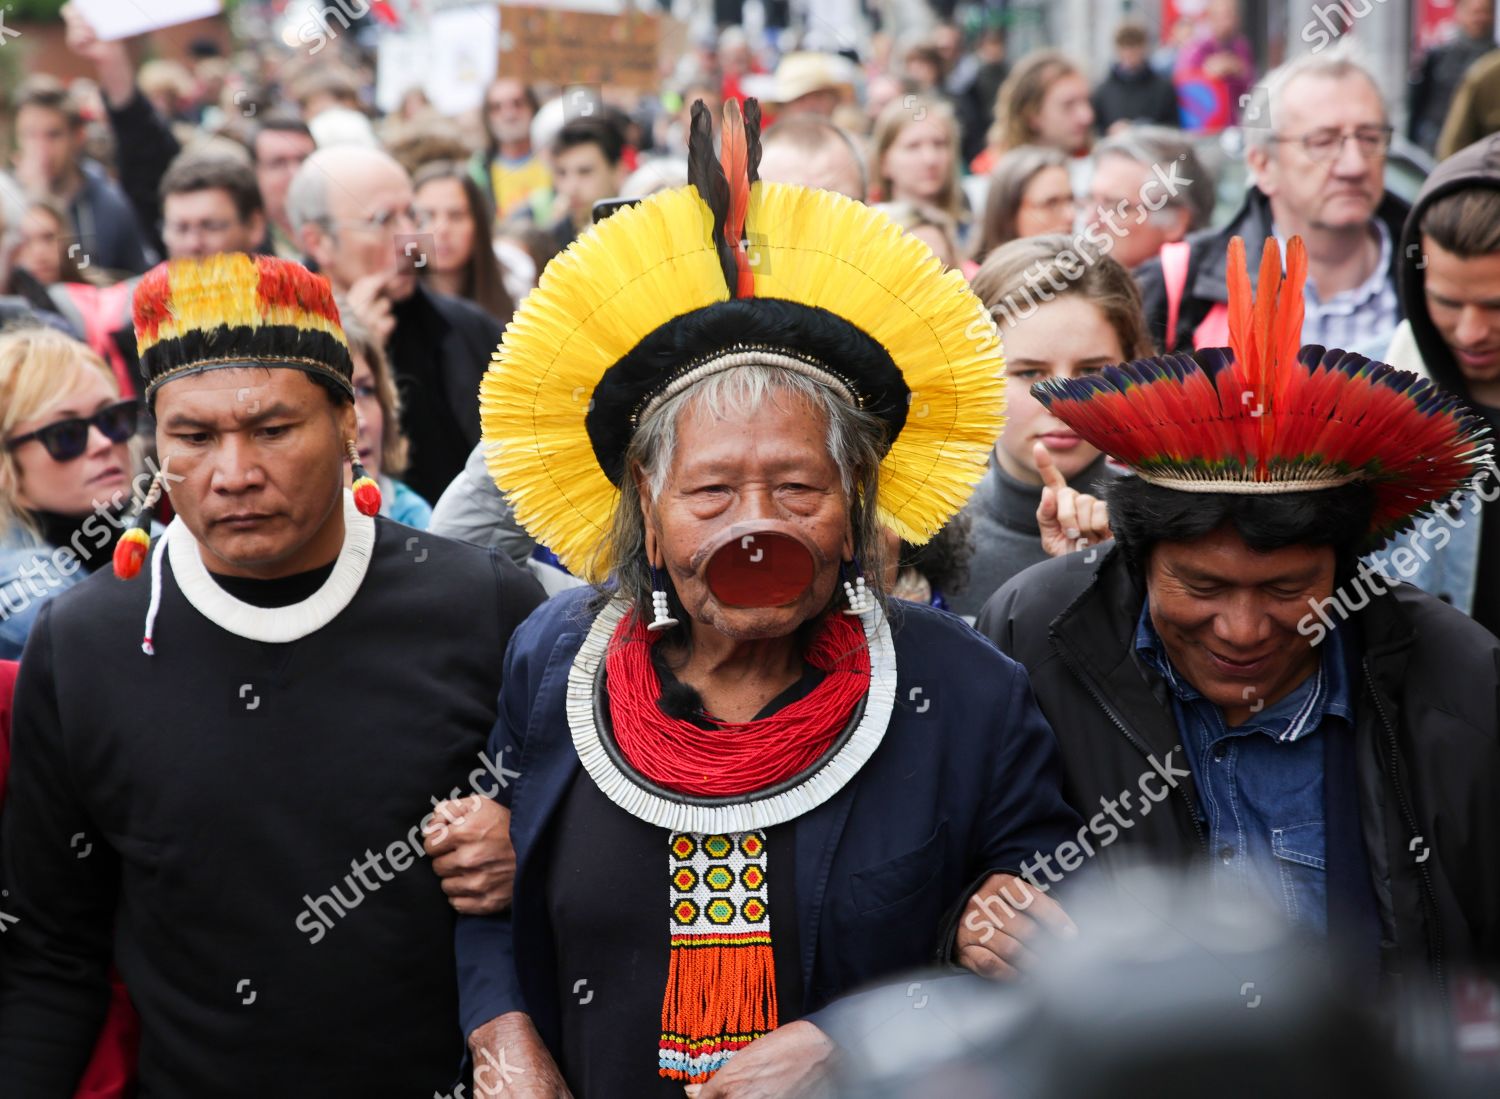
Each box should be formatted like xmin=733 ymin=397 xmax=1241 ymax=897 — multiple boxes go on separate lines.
xmin=1419 ymin=185 xmax=1500 ymax=257
xmin=160 ymin=155 xmax=265 ymax=221
xmin=13 ymin=77 xmax=83 ymax=129
xmin=250 ymin=115 xmax=314 ymax=162
xmin=552 ymin=117 xmax=625 ymax=166
xmin=1107 ymin=476 xmax=1374 ymax=584
xmin=1114 ymin=21 xmax=1150 ymax=49
xmin=900 ymin=511 xmax=973 ymax=595
xmin=411 ymin=160 xmax=515 ymax=324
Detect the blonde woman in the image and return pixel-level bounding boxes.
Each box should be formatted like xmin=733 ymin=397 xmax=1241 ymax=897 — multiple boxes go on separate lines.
xmin=869 ymin=94 xmax=967 ymax=233
xmin=0 ymin=327 xmax=142 ymax=658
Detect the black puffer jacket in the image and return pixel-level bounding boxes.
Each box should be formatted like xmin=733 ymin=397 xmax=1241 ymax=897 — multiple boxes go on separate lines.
xmin=977 ymin=546 xmax=1500 ymax=990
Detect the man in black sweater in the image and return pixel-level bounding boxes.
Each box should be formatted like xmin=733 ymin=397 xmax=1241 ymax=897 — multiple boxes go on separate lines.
xmin=0 ymin=254 xmax=543 ymax=1097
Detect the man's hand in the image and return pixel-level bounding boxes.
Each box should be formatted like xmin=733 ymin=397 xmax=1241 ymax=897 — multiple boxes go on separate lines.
xmin=955 ymin=872 xmax=1077 ymax=979
xmin=685 ymin=1021 xmax=836 ymax=1099
xmin=61 ymin=3 xmax=135 ymax=108
xmin=467 ymin=1012 xmax=572 ymax=1098
xmin=424 ymin=795 xmax=515 ymax=915
xmin=1035 ymin=441 xmax=1112 ymax=558
xmin=346 ymin=272 xmax=398 ymax=346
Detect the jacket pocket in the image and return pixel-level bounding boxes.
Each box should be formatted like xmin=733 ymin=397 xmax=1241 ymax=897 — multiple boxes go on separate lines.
xmin=850 ymin=820 xmax=949 ymax=915
xmin=1272 ymin=820 xmax=1327 ymax=926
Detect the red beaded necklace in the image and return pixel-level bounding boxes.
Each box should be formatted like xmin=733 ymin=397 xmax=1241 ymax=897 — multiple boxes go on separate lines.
xmin=605 ymin=610 xmax=871 ymax=797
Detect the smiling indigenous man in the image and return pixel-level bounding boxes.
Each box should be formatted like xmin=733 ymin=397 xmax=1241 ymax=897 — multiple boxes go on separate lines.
xmin=0 ymin=254 xmax=543 ymax=1097
xmin=979 ymin=236 xmax=1500 ymax=990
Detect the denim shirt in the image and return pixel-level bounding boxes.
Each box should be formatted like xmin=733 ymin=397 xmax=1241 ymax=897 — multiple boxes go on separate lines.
xmin=1134 ymin=608 xmax=1353 ymax=936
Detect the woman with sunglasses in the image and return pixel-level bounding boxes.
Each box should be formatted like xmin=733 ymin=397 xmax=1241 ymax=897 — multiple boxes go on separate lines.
xmin=0 ymin=327 xmax=142 ymax=659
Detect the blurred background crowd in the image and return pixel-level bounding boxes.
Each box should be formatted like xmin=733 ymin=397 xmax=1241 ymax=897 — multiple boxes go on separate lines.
xmin=4 ymin=0 xmax=1500 ymax=1091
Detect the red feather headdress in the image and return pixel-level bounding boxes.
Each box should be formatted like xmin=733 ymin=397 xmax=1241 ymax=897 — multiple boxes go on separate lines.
xmin=1033 ymin=236 xmax=1493 ymax=546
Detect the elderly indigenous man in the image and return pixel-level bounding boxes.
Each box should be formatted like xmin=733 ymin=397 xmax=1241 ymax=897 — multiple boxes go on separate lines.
xmin=454 ymin=101 xmax=1083 ymax=1098
xmin=978 ymin=237 xmax=1500 ymax=987
xmin=0 ymin=255 xmax=543 ymax=1096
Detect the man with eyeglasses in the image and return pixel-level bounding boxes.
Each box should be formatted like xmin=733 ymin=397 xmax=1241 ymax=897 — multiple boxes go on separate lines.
xmin=45 ymin=155 xmax=272 ymax=401
xmin=470 ymin=77 xmax=552 ymax=226
xmin=1136 ymin=51 xmax=1408 ymax=357
xmin=287 ymin=146 xmax=507 ymax=505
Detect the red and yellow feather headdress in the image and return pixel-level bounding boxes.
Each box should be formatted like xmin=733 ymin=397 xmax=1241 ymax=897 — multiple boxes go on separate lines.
xmin=1033 ymin=236 xmax=1492 ymax=547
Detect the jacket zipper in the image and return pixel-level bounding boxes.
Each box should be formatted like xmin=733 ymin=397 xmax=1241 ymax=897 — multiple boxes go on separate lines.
xmin=1055 ymin=644 xmax=1208 ymax=853
xmin=1362 ymin=660 xmax=1444 ymax=996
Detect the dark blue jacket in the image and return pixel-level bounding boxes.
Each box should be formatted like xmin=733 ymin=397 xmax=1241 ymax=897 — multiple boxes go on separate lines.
xmin=455 ymin=589 xmax=1082 ymax=1050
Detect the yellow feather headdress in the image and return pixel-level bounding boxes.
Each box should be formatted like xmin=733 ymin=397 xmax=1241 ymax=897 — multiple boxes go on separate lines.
xmin=480 ymin=100 xmax=1005 ymax=582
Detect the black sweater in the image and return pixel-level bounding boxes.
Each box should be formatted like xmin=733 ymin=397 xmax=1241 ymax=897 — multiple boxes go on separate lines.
xmin=0 ymin=518 xmax=543 ymax=1097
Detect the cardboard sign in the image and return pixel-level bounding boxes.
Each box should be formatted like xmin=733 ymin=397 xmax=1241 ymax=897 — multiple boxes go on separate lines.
xmin=498 ymin=4 xmax=661 ymax=90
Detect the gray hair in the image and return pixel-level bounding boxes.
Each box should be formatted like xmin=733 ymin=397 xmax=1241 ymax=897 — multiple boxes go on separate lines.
xmin=285 ymin=157 xmax=331 ymax=235
xmin=594 ymin=364 xmax=891 ymax=635
xmin=1093 ymin=126 xmax=1216 ymax=232
xmin=1243 ymin=44 xmax=1386 ymax=154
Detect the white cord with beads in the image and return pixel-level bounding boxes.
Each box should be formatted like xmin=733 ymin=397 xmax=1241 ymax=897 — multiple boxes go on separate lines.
xmin=843 ymin=574 xmax=872 ymax=616
xmin=647 ymin=587 xmax=680 ymax=631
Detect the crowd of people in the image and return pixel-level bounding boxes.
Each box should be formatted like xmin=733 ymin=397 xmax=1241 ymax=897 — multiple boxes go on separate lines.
xmin=1 ymin=1 xmax=1499 ymax=1096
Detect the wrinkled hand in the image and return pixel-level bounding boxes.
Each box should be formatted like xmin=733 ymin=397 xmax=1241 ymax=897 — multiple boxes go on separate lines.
xmin=685 ymin=1021 xmax=836 ymax=1099
xmin=1035 ymin=441 xmax=1112 ymax=558
xmin=424 ymin=795 xmax=515 ymax=915
xmin=346 ymin=273 xmax=397 ymax=346
xmin=955 ymin=872 xmax=1077 ymax=979
xmin=468 ymin=1012 xmax=573 ymax=1098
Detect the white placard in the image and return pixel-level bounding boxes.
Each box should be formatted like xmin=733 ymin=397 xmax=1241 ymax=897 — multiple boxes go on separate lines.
xmin=73 ymin=0 xmax=223 ymax=41
xmin=425 ymin=5 xmax=501 ymax=116
xmin=375 ymin=28 xmax=434 ymax=116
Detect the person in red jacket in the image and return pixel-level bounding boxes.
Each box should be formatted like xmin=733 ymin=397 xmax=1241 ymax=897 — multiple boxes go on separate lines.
xmin=0 ymin=657 xmax=139 ymax=1099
